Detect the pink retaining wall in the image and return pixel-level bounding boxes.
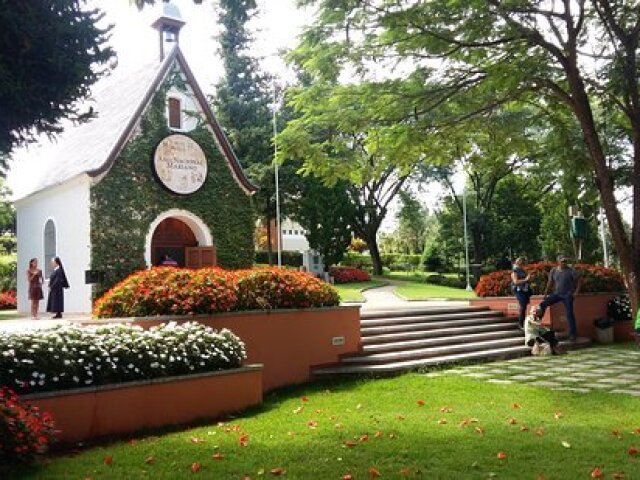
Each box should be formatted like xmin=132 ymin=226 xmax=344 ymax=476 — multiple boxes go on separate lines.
xmin=471 ymin=294 xmax=633 ymax=341
xmin=25 ymin=366 xmax=263 ymax=444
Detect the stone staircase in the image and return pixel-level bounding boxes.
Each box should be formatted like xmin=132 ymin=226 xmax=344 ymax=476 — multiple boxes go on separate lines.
xmin=314 ymin=306 xmax=530 ymax=376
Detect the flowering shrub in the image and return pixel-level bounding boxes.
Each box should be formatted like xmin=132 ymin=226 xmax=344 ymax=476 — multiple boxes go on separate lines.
xmin=0 ymin=290 xmax=16 ymax=310
xmin=329 ymin=266 xmax=371 ymax=284
xmin=93 ymin=267 xmax=339 ymax=317
xmin=0 ymin=387 xmax=57 ymax=462
xmin=475 ymin=262 xmax=625 ymax=297
xmin=607 ymin=295 xmax=632 ymax=322
xmin=236 ymin=268 xmax=340 ymax=309
xmin=0 ymin=323 xmax=246 ymax=395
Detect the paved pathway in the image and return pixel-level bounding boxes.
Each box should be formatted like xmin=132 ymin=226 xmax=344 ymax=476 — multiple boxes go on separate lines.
xmin=426 ymin=347 xmax=640 ymax=397
xmin=0 ymin=314 xmax=89 ymax=333
xmin=356 ymin=284 xmax=469 ymax=311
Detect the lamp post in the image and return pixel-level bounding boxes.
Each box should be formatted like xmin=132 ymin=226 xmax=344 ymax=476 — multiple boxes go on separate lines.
xmin=273 ymin=83 xmax=282 ymax=267
xmin=599 ymin=206 xmax=609 ymax=267
xmin=462 ymin=189 xmax=472 ymax=291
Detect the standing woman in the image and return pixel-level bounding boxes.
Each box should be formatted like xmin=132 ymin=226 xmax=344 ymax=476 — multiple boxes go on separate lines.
xmin=46 ymin=257 xmax=69 ymax=319
xmin=511 ymin=257 xmax=531 ymax=329
xmin=26 ymin=258 xmax=43 ymax=319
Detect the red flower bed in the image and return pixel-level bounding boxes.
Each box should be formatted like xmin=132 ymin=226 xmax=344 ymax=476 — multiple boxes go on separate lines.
xmin=236 ymin=268 xmax=339 ymax=309
xmin=0 ymin=387 xmax=57 ymax=463
xmin=0 ymin=290 xmax=16 ymax=310
xmin=329 ymin=266 xmax=371 ymax=284
xmin=475 ymin=262 xmax=625 ymax=297
xmin=93 ymin=267 xmax=339 ymax=318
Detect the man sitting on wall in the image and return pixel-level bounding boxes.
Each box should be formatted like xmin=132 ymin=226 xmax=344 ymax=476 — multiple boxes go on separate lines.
xmin=160 ymin=254 xmax=178 ymax=266
xmin=536 ymin=255 xmax=583 ymax=343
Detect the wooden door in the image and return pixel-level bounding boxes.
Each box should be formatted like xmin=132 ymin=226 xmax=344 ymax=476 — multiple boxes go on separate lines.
xmin=186 ymin=247 xmax=217 ymax=268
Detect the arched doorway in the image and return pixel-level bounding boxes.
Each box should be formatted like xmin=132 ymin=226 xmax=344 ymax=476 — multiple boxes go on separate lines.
xmin=151 ymin=218 xmax=197 ymax=266
xmin=145 ymin=209 xmax=216 ymax=268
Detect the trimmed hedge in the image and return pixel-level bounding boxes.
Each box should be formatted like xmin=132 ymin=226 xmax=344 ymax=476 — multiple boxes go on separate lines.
xmin=0 ymin=323 xmax=246 ymax=395
xmin=329 ymin=266 xmax=371 ymax=284
xmin=475 ymin=262 xmax=625 ymax=297
xmin=93 ymin=267 xmax=339 ymax=318
xmin=255 ymin=250 xmax=303 ymax=267
xmin=425 ymin=274 xmax=468 ymax=289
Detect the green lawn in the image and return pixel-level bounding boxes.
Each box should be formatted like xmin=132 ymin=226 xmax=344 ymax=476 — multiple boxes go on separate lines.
xmin=0 ymin=309 xmax=21 ymax=321
xmin=334 ymin=280 xmax=385 ymax=302
xmin=393 ymin=282 xmax=477 ymax=300
xmin=379 ymin=271 xmax=460 ymax=282
xmin=5 ymin=373 xmax=640 ymax=479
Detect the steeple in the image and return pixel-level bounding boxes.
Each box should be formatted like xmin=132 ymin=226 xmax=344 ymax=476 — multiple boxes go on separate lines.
xmin=151 ymin=1 xmax=185 ymax=62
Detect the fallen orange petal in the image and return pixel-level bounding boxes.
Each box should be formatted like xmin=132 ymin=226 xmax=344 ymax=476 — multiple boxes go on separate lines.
xmin=438 ymin=418 xmax=448 ymax=425
xmin=399 ymin=466 xmax=411 ymax=476
xmin=512 ymin=403 xmax=521 ymax=409
xmin=474 ymin=427 xmax=485 ymax=435
xmin=612 ymin=473 xmax=625 ymax=479
xmin=554 ymin=412 xmax=563 ymax=419
xmin=374 ymin=431 xmax=383 ymax=438
xmin=535 ymin=428 xmax=545 ymax=437
xmin=144 ymin=456 xmax=155 ymax=465
xmin=508 ymin=418 xmax=518 ymax=425
xmin=344 ymin=440 xmax=357 ymax=447
xmin=190 ymin=437 xmax=205 ymax=444
xmin=590 ymin=467 xmax=603 ymax=478
xmin=212 ymin=453 xmax=225 ymax=460
xmin=359 ymin=434 xmax=369 ymax=442
xmin=335 ymin=423 xmax=344 ymax=429
xmin=342 ymin=475 xmax=354 ymax=480
xmin=301 ymin=396 xmax=309 ymax=402
xmin=417 ymin=400 xmax=425 ymax=406
xmin=520 ymin=425 xmax=530 ymax=432
xmin=103 ymin=456 xmax=113 ymax=466
xmin=191 ymin=462 xmax=202 ymax=473
xmin=496 ymin=451 xmax=507 ymax=460
xmin=397 ymin=415 xmax=406 ymax=420
xmin=307 ymin=420 xmax=318 ymax=429
xmin=270 ymin=467 xmax=285 ymax=475
xmin=368 ymin=467 xmax=381 ymax=478
xmin=628 ymin=447 xmax=638 ymax=456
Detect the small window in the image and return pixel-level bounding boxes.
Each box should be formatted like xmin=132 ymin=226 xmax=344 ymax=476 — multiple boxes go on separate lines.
xmin=43 ymin=219 xmax=56 ymax=277
xmin=168 ymin=97 xmax=182 ymax=129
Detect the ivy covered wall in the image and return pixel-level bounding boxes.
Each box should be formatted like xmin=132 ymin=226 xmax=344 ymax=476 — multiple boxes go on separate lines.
xmin=90 ymin=69 xmax=255 ymax=295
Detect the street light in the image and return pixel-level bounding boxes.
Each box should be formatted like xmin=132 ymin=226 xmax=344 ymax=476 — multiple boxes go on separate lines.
xmin=599 ymin=206 xmax=609 ymax=267
xmin=272 ymin=83 xmax=282 ymax=268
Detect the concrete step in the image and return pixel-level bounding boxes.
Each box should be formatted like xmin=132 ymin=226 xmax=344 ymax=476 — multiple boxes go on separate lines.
xmin=361 ymin=309 xmax=499 ymax=327
xmin=361 ymin=322 xmax=520 ymax=345
xmin=314 ymin=345 xmax=531 ymax=375
xmin=362 ymin=329 xmax=524 ymax=353
xmin=360 ymin=306 xmax=488 ymax=320
xmin=343 ymin=337 xmax=525 ymax=364
xmin=361 ymin=316 xmax=513 ymax=335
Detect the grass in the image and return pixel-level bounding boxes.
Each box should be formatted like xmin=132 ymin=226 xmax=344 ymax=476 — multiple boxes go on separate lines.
xmin=334 ymin=280 xmax=385 ymax=302
xmin=5 ymin=373 xmax=640 ymax=479
xmin=379 ymin=271 xmax=460 ymax=282
xmin=393 ymin=282 xmax=477 ymax=300
xmin=0 ymin=309 xmax=21 ymax=321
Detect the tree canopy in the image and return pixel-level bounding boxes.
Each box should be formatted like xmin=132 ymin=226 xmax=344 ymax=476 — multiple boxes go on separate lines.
xmin=0 ymin=1 xmax=114 ymax=156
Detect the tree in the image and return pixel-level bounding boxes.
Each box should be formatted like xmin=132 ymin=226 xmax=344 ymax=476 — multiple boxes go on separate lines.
xmin=0 ymin=1 xmax=114 ymax=156
xmin=288 ymin=174 xmax=355 ymax=270
xmin=294 ymin=0 xmax=640 ymax=310
xmin=212 ymin=0 xmax=284 ymax=263
xmin=395 ymin=190 xmax=428 ymax=255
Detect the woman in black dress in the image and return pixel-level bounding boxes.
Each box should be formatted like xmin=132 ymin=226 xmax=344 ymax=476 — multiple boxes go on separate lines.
xmin=46 ymin=257 xmax=69 ymax=319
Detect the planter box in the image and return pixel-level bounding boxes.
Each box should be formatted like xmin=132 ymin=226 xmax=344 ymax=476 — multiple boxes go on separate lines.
xmin=82 ymin=306 xmax=361 ymax=392
xmin=471 ymin=293 xmax=622 ymax=340
xmin=24 ymin=365 xmax=263 ymax=444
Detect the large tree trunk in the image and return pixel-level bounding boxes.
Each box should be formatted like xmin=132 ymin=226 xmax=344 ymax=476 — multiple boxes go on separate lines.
xmin=565 ymin=69 xmax=640 ymax=312
xmin=367 ymin=235 xmax=384 ymax=276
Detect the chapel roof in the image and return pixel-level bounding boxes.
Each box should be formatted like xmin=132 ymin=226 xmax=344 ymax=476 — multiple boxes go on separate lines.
xmin=11 ymin=46 xmax=257 ymax=201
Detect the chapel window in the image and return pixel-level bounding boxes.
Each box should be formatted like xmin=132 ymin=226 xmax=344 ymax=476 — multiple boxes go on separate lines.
xmin=168 ymin=97 xmax=182 ymax=129
xmin=43 ymin=219 xmax=56 ymax=277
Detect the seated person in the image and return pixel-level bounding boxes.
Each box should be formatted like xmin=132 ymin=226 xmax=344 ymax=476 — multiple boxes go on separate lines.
xmin=525 ymin=305 xmax=565 ymax=355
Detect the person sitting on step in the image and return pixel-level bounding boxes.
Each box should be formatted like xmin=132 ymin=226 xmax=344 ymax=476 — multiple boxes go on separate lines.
xmin=525 ymin=305 xmax=565 ymax=356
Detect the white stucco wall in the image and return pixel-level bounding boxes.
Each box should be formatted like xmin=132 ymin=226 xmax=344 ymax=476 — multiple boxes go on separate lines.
xmin=16 ymin=176 xmax=92 ymax=314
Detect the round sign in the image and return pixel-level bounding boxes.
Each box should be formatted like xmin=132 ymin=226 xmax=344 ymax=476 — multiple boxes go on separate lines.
xmin=153 ymin=134 xmax=207 ymax=195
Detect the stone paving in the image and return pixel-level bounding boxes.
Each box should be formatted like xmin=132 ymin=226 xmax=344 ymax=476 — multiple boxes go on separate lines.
xmin=425 ymin=347 xmax=640 ymax=397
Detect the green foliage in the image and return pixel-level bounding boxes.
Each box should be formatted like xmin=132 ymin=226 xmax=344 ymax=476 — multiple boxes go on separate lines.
xmin=90 ymin=73 xmax=254 ymax=295
xmin=395 ymin=190 xmax=428 ymax=255
xmin=255 ymin=250 xmax=302 ymax=268
xmin=0 ymin=1 xmax=114 ymax=155
xmin=0 ymin=257 xmax=16 ymax=293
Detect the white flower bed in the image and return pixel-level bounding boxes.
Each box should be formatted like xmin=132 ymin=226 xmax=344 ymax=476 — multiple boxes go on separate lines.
xmin=0 ymin=322 xmax=246 ymax=395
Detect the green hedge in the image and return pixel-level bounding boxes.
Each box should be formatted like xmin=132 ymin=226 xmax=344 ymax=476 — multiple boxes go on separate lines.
xmin=255 ymin=250 xmax=303 ymax=267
